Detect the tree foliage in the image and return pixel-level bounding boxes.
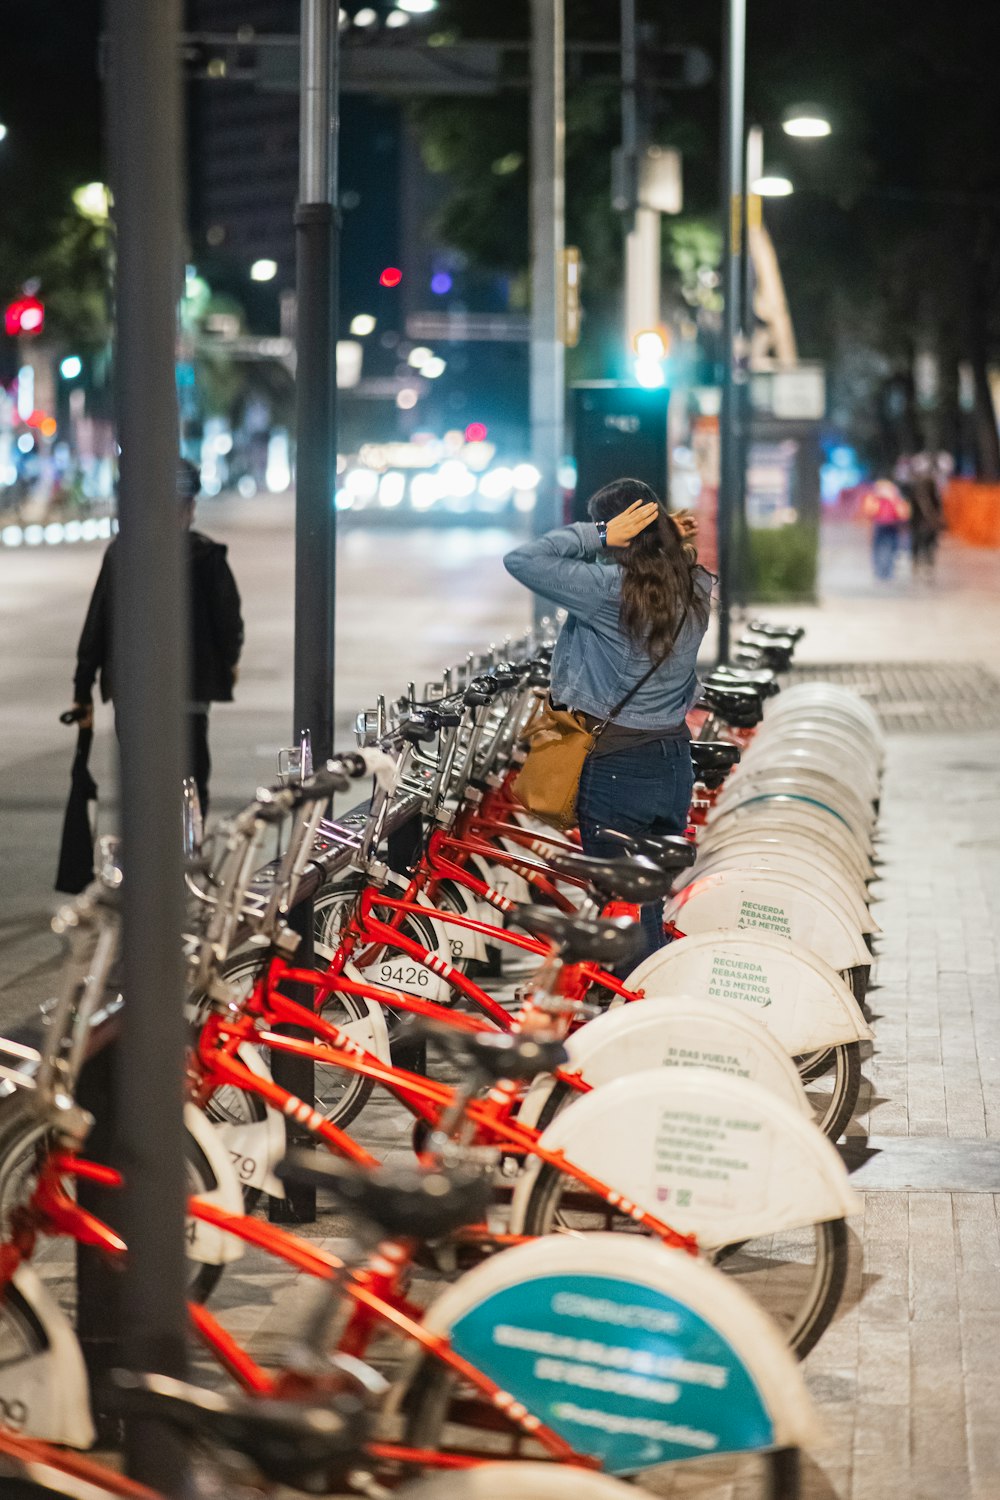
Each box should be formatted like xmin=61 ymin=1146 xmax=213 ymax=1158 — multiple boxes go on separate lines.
xmin=409 ymin=0 xmax=1000 ymax=473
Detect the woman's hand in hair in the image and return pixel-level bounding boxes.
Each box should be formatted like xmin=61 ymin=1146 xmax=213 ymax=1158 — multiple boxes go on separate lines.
xmin=605 ymin=500 xmax=660 ymax=549
xmin=669 ymin=508 xmax=698 ymax=540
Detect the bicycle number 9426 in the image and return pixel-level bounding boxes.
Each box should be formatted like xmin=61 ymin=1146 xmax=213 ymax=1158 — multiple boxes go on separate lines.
xmin=374 ymin=961 xmax=450 ymax=1003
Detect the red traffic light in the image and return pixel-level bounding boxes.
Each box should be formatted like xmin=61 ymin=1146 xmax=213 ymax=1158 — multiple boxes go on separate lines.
xmin=4 ymin=295 xmax=45 ymax=337
xmin=379 ymin=266 xmax=402 ymax=288
xmin=464 ymin=422 xmax=488 ymax=443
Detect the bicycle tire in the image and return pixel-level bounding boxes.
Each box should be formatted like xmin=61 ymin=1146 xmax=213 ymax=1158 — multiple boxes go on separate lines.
xmin=0 ymin=1096 xmax=48 ymax=1243
xmin=532 ymin=1033 xmax=861 ymax=1146
xmin=213 ymin=949 xmax=377 ymax=1133
xmin=518 ymin=1164 xmax=849 ymax=1358
xmin=185 ymin=1125 xmax=229 ymax=1305
xmin=314 ymin=879 xmax=468 ymax=1063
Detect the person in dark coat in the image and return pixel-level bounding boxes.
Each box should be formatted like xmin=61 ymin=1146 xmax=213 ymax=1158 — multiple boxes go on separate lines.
xmin=70 ymin=459 xmax=244 ymax=815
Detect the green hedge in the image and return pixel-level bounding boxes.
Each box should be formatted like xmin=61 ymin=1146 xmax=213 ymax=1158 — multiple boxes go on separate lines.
xmin=745 ymin=523 xmax=819 ymax=603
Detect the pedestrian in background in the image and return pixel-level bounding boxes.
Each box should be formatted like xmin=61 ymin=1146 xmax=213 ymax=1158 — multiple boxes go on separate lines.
xmin=69 ymin=459 xmax=244 ymax=816
xmin=908 ymin=450 xmax=945 ymax=578
xmin=862 ymin=478 xmax=911 ymax=581
xmin=504 ymin=480 xmax=711 ymax=967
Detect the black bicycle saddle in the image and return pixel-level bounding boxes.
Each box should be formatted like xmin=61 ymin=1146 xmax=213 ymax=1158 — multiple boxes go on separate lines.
xmin=277 ymin=1153 xmax=494 ymax=1242
xmin=749 ymin=619 xmax=805 ymax=642
xmin=593 ymin=827 xmax=697 ymax=873
xmin=417 ymin=1023 xmax=569 ymax=1084
xmin=690 ymin=741 xmax=742 ymax=773
xmin=735 ymin=638 xmax=794 ymax=672
xmin=511 ymin=905 xmax=643 ymax=966
xmin=542 ymin=849 xmax=677 ymax=903
xmin=706 ymin=665 xmax=781 ymax=697
xmin=110 ymin=1370 xmax=371 ymax=1487
xmin=699 ymin=682 xmax=765 ymax=726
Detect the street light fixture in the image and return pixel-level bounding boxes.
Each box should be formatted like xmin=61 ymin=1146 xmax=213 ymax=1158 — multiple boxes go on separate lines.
xmin=782 ymin=104 xmax=832 ymax=139
xmin=73 ymin=181 xmax=112 ymax=225
xmin=752 ymin=172 xmax=794 ymax=196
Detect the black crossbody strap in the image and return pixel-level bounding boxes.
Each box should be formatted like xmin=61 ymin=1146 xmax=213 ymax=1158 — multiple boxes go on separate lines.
xmin=593 ymin=648 xmax=671 ymax=740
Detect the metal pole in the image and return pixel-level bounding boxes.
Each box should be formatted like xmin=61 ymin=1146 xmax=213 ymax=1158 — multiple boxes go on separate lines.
xmin=273 ymin=0 xmax=339 ymax=1226
xmin=734 ymin=124 xmax=761 ymax=608
xmin=717 ymin=0 xmax=746 ymax=664
xmin=294 ymin=0 xmax=337 ymax=759
xmin=106 ymin=0 xmax=189 ymax=1492
xmin=529 ymin=0 xmax=565 ymax=608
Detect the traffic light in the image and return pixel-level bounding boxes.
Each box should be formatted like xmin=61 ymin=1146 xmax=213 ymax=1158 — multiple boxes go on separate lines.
xmin=4 ymin=295 xmax=45 ymax=337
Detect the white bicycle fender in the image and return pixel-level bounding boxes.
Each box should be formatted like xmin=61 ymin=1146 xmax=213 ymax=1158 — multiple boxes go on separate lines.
xmin=509 ymin=1068 xmax=859 ymax=1250
xmin=206 ymin=1044 xmax=288 ymax=1199
xmin=415 ymin=1232 xmax=819 ymax=1467
xmin=667 ymin=869 xmax=871 ymax=971
xmin=623 ymin=929 xmax=874 ymax=1052
xmin=185 ymin=1102 xmax=247 ymax=1266
xmin=516 ymin=995 xmax=810 ymax=1132
xmin=0 ymin=1266 xmax=95 ymax=1447
xmin=430 ymin=875 xmax=489 ymax=963
xmin=701 ymin=805 xmax=874 ymax=884
xmin=690 ymin=848 xmax=876 ymax=935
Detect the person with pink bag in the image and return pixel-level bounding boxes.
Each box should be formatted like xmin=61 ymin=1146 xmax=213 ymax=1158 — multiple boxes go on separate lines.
xmin=861 ymin=478 xmax=911 ymax=581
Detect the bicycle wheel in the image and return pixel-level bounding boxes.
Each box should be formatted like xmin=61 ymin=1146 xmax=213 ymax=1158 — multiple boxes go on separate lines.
xmin=0 ymin=1281 xmax=47 ymax=1422
xmin=0 ymin=1097 xmax=47 ymax=1243
xmin=518 ymin=1165 xmax=848 ymax=1358
xmin=531 ymin=1032 xmax=861 ymax=1148
xmin=213 ymin=948 xmax=377 ymax=1132
xmin=795 ymin=1041 xmax=862 ymax=1140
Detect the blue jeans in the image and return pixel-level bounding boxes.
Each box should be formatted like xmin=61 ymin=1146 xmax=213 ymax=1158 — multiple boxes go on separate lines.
xmin=577 ymin=737 xmax=694 ymax=973
xmin=872 ymin=523 xmax=901 ymax=580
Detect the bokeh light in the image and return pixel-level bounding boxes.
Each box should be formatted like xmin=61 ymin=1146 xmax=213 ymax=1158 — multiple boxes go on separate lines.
xmin=380 ymin=266 xmax=403 ymax=287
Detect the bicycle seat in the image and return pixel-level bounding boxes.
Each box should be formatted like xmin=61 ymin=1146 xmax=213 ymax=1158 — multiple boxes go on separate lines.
xmin=415 ymin=1022 xmax=569 ymax=1083
xmin=749 ymin=619 xmax=805 ymax=642
xmin=278 ymin=1153 xmax=494 ymax=1241
xmin=706 ymin=665 xmax=780 ymax=697
xmin=735 ymin=638 xmax=794 ymax=672
xmin=690 ymin=741 xmax=741 ymax=774
xmin=543 ymin=849 xmax=677 ymax=903
xmin=512 ymin=905 xmax=642 ymax=966
xmin=110 ymin=1370 xmax=370 ymax=1486
xmin=698 ymin=683 xmax=765 ymax=727
xmin=593 ymin=827 xmax=697 ymax=873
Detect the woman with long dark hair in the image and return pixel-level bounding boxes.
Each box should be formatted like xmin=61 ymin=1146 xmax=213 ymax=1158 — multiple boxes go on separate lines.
xmin=504 ymin=478 xmax=712 ymax=964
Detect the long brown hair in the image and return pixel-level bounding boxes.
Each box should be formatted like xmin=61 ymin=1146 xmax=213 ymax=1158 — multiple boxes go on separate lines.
xmin=587 ymin=478 xmax=708 ymax=660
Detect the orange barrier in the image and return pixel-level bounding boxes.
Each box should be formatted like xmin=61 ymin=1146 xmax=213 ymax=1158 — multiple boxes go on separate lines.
xmin=943 ymin=480 xmax=1000 ymax=547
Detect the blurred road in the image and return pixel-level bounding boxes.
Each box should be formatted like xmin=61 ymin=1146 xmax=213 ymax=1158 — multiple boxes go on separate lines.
xmin=0 ymin=496 xmax=527 ymax=1031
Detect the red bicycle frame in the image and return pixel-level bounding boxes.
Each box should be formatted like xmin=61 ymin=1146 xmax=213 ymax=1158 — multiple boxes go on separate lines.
xmin=0 ymin=1146 xmax=601 ymax=1474
xmin=193 ymin=954 xmax=697 ymax=1254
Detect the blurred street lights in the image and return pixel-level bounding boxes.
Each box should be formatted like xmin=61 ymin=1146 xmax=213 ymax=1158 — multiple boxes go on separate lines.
xmin=250 ymin=257 xmax=278 ymax=280
xmin=73 ymin=181 xmax=112 ymax=224
xmin=782 ymin=104 xmax=832 ymax=139
xmin=0 ymin=122 xmax=7 ymax=143
xmin=752 ymin=172 xmax=794 ymax=197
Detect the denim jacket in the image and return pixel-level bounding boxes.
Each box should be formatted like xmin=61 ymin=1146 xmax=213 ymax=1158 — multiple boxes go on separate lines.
xmin=504 ymin=522 xmax=712 ymax=729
